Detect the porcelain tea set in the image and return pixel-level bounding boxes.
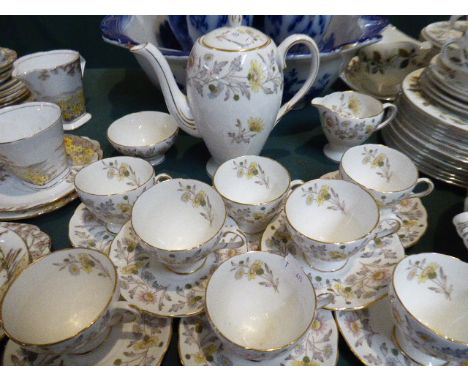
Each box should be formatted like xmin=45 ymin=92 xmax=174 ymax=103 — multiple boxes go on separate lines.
xmin=0 ymin=16 xmax=467 ymax=367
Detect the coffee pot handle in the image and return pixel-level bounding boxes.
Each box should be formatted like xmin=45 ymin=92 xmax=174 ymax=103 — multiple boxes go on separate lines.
xmin=275 ymin=35 xmax=320 ymax=125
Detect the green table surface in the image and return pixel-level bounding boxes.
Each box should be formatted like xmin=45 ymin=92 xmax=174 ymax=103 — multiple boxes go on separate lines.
xmin=0 ymin=68 xmax=466 ymax=366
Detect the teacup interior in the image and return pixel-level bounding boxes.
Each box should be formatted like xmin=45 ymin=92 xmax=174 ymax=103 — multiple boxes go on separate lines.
xmin=286 ymin=179 xmax=378 ymax=242
xmin=1 ymin=249 xmax=115 ymax=345
xmin=320 ymin=91 xmax=383 ymax=119
xmin=15 ymin=50 xmax=78 ymax=72
xmin=206 ymin=252 xmax=315 ymax=350
xmin=341 ymin=144 xmax=417 ymax=192
xmin=0 ymin=103 xmax=60 ymax=143
xmin=132 ymin=179 xmax=225 ymax=250
xmin=108 ymin=111 xmax=178 ymax=147
xmin=75 ymin=157 xmax=153 ymax=195
xmin=394 ymin=253 xmax=468 ymax=342
xmin=214 ymin=156 xmax=290 ymax=204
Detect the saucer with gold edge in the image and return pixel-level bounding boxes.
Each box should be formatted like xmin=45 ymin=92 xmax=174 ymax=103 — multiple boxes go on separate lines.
xmin=109 ymin=217 xmax=248 ymax=318
xmin=320 ymin=171 xmax=427 ymax=248
xmin=178 ymin=309 xmax=338 ymax=366
xmin=2 ymin=311 xmax=172 ymax=366
xmin=69 ymin=203 xmax=116 ymax=255
xmin=261 ymin=211 xmax=405 ymax=311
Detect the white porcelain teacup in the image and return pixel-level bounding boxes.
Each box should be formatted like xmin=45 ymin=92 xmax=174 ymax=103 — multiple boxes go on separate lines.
xmin=388 ymin=252 xmax=468 ymax=365
xmin=213 ymin=155 xmax=303 ymax=234
xmin=75 ymin=156 xmax=169 ymax=234
xmin=339 ymin=144 xmax=434 ymax=208
xmin=285 ymin=179 xmax=401 ymax=272
xmin=131 ymin=178 xmax=245 ymax=274
xmin=0 ymin=102 xmax=69 ymax=188
xmin=453 ymin=211 xmax=468 ymax=249
xmin=205 ymin=251 xmax=333 ymax=361
xmin=107 ymin=111 xmax=179 ymax=166
xmin=0 ymin=248 xmax=139 ymax=355
xmin=311 ymin=91 xmax=397 ymax=162
xmin=12 ymin=50 xmax=91 ymax=129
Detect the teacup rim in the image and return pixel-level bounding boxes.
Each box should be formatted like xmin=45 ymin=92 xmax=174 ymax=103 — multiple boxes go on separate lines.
xmin=312 ymin=90 xmax=385 ymax=119
xmin=391 ymin=252 xmax=468 ymax=345
xmin=74 ymin=156 xmax=155 ymax=197
xmin=212 ymin=155 xmax=292 ymax=206
xmin=285 ymin=178 xmax=380 ymax=244
xmin=12 ymin=49 xmax=80 ymax=76
xmin=107 ymin=111 xmax=179 ymax=149
xmin=131 ymin=178 xmax=227 ymax=253
xmin=0 ymin=247 xmax=118 ymax=348
xmin=204 ymin=250 xmax=317 ymax=353
xmin=0 ymin=102 xmax=62 ymax=145
xmin=340 ymin=144 xmax=419 ymax=193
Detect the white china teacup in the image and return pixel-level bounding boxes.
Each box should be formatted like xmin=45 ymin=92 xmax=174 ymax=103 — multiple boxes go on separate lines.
xmin=311 ymin=91 xmax=397 ymax=163
xmin=0 ymin=102 xmax=69 ymax=188
xmin=213 ymin=155 xmax=303 ymax=234
xmin=75 ymin=156 xmax=169 ymax=234
xmin=388 ymin=252 xmax=468 ymax=365
xmin=205 ymin=251 xmax=333 ymax=361
xmin=131 ymin=178 xmax=245 ymax=274
xmin=339 ymin=144 xmax=434 ymax=208
xmin=0 ymin=248 xmax=139 ymax=355
xmin=453 ymin=211 xmax=468 ymax=249
xmin=107 ymin=111 xmax=179 ymax=166
xmin=285 ymin=179 xmax=401 ymax=272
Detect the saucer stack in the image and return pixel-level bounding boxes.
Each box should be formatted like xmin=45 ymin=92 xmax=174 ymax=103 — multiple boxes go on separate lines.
xmin=0 ymin=47 xmax=31 ymax=108
xmin=382 ymin=68 xmax=468 ymax=188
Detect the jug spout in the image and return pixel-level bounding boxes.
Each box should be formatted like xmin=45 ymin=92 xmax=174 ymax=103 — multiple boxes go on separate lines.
xmin=130 ymin=43 xmax=200 ymax=138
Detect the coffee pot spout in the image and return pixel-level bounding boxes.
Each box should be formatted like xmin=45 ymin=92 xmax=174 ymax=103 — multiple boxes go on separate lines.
xmin=130 ymin=42 xmax=200 ymax=138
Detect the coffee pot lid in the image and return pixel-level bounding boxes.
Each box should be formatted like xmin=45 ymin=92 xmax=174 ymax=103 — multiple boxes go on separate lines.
xmin=199 ymin=15 xmax=271 ymax=52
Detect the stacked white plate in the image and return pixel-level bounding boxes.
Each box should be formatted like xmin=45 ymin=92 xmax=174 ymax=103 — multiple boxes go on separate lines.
xmin=382 ymin=68 xmax=468 ymax=188
xmin=0 ymin=47 xmax=31 ymax=108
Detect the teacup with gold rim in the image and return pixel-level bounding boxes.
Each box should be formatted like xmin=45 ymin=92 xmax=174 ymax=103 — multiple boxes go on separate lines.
xmin=285 ymin=179 xmax=401 ymax=272
xmin=74 ymin=156 xmax=168 ymax=234
xmin=205 ymin=251 xmax=332 ymax=361
xmin=131 ymin=178 xmax=245 ymax=274
xmin=339 ymin=144 xmax=434 ymax=208
xmin=0 ymin=102 xmax=69 ymax=188
xmin=213 ymin=155 xmax=303 ymax=234
xmin=388 ymin=252 xmax=468 ymax=365
xmin=0 ymin=248 xmax=139 ymax=355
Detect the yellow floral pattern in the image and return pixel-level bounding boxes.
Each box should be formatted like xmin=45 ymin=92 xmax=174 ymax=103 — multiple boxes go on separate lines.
xmin=178 ymin=182 xmax=214 ymax=225
xmin=53 ymin=252 xmax=111 ymax=278
xmin=102 ymin=159 xmax=141 ymax=187
xmin=247 ymin=60 xmax=266 ymax=92
xmin=232 ymin=159 xmax=270 ymax=188
xmin=361 ymin=147 xmax=393 ymax=182
xmin=406 ymin=258 xmax=453 ymax=300
xmin=302 ymin=184 xmax=346 ymax=213
xmin=56 ymin=89 xmax=86 ymax=122
xmin=231 ymin=257 xmax=279 ymax=292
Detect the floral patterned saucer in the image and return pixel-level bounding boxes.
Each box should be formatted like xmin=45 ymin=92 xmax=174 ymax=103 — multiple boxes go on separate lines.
xmin=320 ymin=171 xmax=428 ymax=248
xmin=178 ymin=309 xmax=338 ymax=366
xmin=261 ymin=211 xmax=405 ymax=310
xmin=0 ymin=222 xmax=51 ymax=340
xmin=69 ymin=203 xmax=115 ymax=254
xmin=334 ymin=298 xmax=415 ymax=365
xmin=109 ymin=217 xmax=248 ymax=317
xmin=2 ymin=312 xmax=172 ymax=366
xmin=0 ymin=135 xmax=102 ymax=221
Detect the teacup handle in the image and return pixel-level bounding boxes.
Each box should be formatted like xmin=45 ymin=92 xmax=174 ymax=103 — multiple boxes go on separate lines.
xmin=275 ymin=35 xmax=320 ymax=125
xmin=108 ymin=301 xmax=141 ymax=326
xmin=214 ymin=229 xmax=246 ymax=251
xmin=290 ymin=179 xmax=305 ymax=190
xmin=316 ymin=292 xmax=335 ymax=309
xmin=374 ymin=212 xmax=402 ymax=240
xmin=406 ymin=177 xmax=434 ymax=199
xmin=154 ymin=173 xmax=172 ymax=183
xmin=374 ymin=103 xmax=398 ymax=132
xmin=80 ymin=55 xmax=86 ymax=77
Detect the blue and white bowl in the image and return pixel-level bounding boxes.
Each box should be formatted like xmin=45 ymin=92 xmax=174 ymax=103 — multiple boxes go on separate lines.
xmin=100 ymin=15 xmax=388 ymax=103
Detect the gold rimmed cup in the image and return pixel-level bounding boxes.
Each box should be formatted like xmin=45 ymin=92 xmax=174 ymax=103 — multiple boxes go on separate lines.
xmin=213 ymin=155 xmax=303 ymax=234
xmin=285 ymin=179 xmax=401 ymax=272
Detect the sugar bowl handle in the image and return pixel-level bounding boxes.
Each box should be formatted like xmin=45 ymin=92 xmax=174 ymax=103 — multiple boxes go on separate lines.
xmin=375 ymin=103 xmax=397 ymax=131
xmin=275 ymin=35 xmax=320 ymax=125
